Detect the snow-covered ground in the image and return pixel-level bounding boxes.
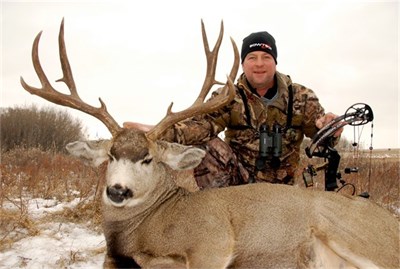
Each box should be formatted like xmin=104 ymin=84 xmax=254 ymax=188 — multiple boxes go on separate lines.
xmin=0 ymin=198 xmax=106 ymax=268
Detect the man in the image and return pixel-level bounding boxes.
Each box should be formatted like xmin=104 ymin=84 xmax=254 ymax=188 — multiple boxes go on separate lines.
xmin=125 ymin=31 xmax=342 ymax=188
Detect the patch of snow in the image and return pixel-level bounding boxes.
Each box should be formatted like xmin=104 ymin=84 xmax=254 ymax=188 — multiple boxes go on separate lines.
xmin=0 ymin=222 xmax=105 ymax=268
xmin=0 ymin=197 xmax=106 ymax=268
xmin=4 ymin=197 xmax=84 ymax=219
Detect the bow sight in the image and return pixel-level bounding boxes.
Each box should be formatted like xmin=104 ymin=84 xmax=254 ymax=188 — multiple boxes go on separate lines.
xmin=304 ymin=103 xmax=374 ymax=194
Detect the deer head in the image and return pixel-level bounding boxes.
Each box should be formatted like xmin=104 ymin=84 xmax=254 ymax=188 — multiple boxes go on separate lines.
xmin=21 ymin=18 xmax=239 ymax=207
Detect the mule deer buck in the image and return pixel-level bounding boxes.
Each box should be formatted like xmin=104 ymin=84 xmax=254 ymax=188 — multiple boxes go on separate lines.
xmin=21 ymin=19 xmax=399 ymax=269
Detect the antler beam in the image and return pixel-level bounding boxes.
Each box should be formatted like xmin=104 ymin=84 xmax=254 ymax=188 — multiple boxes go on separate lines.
xmin=20 ymin=18 xmax=122 ymax=137
xmin=146 ymin=20 xmax=239 ymax=140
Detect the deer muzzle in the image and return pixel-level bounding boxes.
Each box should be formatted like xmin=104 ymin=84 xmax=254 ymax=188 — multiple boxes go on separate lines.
xmin=106 ymin=184 xmax=134 ymax=204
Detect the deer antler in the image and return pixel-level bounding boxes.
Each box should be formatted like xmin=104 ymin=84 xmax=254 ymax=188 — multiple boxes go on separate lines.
xmin=146 ymin=20 xmax=239 ymax=140
xmin=20 ymin=18 xmax=123 ymax=137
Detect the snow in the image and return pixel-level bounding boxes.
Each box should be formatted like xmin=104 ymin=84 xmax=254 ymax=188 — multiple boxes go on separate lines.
xmin=0 ymin=197 xmax=106 ymax=269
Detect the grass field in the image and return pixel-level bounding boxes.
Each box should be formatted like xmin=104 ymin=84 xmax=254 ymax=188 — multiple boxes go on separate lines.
xmin=297 ymin=148 xmax=399 ymax=214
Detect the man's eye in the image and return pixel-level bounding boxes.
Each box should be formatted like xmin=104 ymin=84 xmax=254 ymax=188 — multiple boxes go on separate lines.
xmin=263 ymin=55 xmax=273 ymax=60
xmin=141 ymin=158 xmax=153 ymax=165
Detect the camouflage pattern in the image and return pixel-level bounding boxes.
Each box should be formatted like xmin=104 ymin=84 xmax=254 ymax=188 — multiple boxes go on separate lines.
xmin=163 ymin=71 xmax=325 ymax=186
xmin=193 ymin=137 xmax=249 ymax=189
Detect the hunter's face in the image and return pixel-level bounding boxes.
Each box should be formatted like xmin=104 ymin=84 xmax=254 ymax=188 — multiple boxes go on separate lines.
xmin=242 ymin=51 xmax=276 ymax=89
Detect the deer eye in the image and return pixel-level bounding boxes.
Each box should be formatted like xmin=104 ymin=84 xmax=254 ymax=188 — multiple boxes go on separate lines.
xmin=141 ymin=157 xmax=153 ymax=165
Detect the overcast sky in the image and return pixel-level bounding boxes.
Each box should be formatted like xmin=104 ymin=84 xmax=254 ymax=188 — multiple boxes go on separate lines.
xmin=1 ymin=0 xmax=398 ymax=149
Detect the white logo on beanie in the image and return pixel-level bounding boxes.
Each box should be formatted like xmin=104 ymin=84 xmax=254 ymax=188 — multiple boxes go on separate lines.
xmin=249 ymin=43 xmax=272 ymax=50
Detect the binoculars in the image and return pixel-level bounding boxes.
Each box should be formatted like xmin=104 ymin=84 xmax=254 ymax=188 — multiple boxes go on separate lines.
xmin=256 ymin=124 xmax=282 ymax=170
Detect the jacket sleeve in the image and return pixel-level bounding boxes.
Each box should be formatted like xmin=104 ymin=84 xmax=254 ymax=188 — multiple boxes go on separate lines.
xmin=294 ymin=84 xmax=325 ymax=139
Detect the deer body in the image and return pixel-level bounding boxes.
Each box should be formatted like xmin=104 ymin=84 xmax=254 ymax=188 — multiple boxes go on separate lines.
xmin=98 ymin=129 xmax=398 ymax=269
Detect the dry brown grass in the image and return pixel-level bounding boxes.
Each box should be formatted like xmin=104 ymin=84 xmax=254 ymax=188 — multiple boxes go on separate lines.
xmin=1 ymin=147 xmax=399 ymax=251
xmin=0 ymin=205 xmax=40 ymax=251
xmin=0 ymin=147 xmax=105 ymax=250
xmin=297 ymin=148 xmax=399 ymax=215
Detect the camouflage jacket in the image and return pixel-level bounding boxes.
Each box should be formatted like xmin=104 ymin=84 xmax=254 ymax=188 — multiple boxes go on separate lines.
xmin=164 ymin=71 xmax=325 ymax=184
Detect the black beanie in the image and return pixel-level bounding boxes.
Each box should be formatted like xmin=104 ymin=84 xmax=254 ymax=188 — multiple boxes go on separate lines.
xmin=241 ymin=31 xmax=277 ymax=64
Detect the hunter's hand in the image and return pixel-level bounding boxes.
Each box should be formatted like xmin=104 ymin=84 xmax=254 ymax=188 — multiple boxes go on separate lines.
xmin=315 ymin=112 xmax=344 ymax=137
xmin=123 ymin=122 xmax=154 ymax=132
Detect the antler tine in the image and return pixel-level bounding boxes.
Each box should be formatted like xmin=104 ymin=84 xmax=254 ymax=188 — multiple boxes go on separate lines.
xmin=195 ymin=19 xmax=224 ymax=104
xmin=146 ymin=20 xmax=239 ymax=141
xmin=56 ymin=18 xmax=77 ymax=96
xmin=198 ymin=21 xmax=240 ymax=102
xmin=228 ymin=36 xmax=240 ymax=83
xmin=20 ymin=19 xmax=123 ymax=137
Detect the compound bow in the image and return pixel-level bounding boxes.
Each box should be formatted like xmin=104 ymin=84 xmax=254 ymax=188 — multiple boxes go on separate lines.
xmin=304 ymin=103 xmax=374 ymax=194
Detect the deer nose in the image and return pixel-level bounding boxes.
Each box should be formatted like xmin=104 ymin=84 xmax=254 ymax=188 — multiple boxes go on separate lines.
xmin=106 ymin=184 xmax=133 ymax=203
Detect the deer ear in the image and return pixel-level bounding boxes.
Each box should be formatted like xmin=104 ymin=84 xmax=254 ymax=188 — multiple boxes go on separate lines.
xmin=66 ymin=140 xmax=110 ymax=167
xmin=157 ymin=141 xmax=206 ymax=170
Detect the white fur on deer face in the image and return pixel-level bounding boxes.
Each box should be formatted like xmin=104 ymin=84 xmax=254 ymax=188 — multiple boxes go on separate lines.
xmin=104 ymin=154 xmax=158 ymax=208
xmin=103 ymin=129 xmax=205 ymax=208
